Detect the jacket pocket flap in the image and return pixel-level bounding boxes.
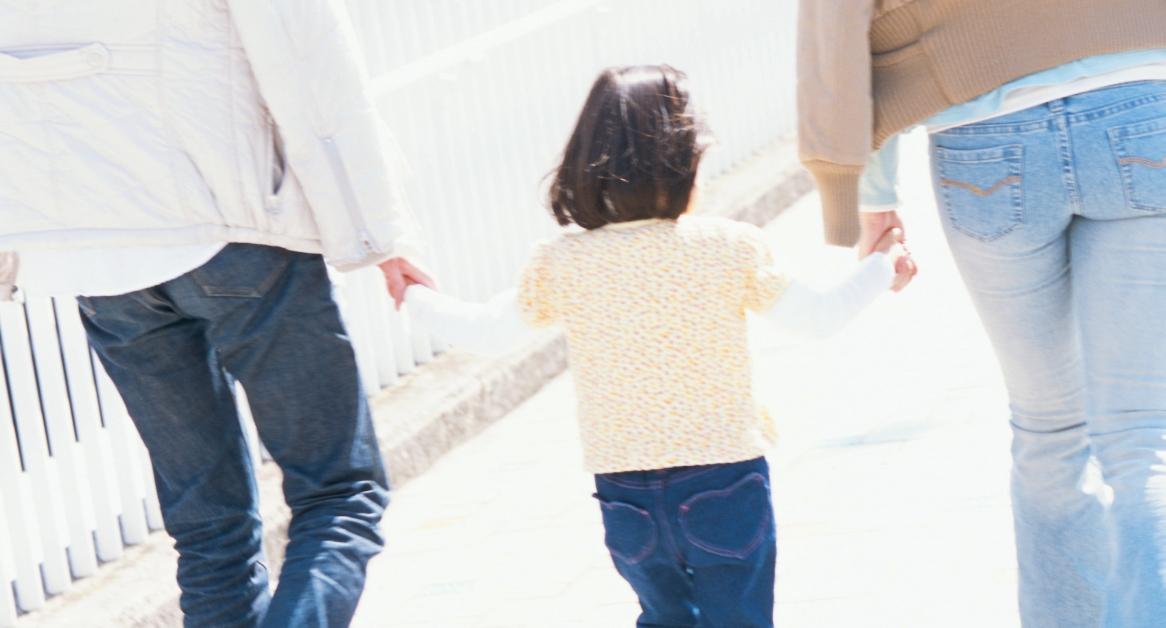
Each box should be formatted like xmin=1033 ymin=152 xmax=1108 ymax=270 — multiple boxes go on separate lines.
xmin=0 ymin=43 xmax=109 ymax=83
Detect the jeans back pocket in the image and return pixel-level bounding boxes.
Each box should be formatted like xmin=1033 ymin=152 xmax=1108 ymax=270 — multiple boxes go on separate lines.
xmin=1109 ymin=116 xmax=1166 ymax=213
xmin=189 ymin=243 xmax=293 ymax=298
xmin=678 ymin=472 xmax=772 ymax=560
xmin=595 ymin=496 xmax=658 ymax=565
xmin=934 ymin=144 xmax=1025 ymax=241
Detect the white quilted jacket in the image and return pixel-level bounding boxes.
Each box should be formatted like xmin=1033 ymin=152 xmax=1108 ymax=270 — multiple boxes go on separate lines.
xmin=0 ymin=0 xmax=419 ymax=278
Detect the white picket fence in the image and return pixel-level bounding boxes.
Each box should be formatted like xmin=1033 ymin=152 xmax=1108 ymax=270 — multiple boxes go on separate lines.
xmin=1 ymin=1 xmax=797 ymax=623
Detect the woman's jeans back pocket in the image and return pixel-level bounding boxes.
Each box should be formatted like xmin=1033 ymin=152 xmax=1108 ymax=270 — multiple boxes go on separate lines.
xmin=935 ymin=144 xmax=1025 ymax=241
xmin=1109 ymin=116 xmax=1166 ymax=213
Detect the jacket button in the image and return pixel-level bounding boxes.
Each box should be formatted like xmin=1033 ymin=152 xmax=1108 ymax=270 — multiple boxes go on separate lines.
xmin=265 ymin=195 xmax=281 ymax=215
xmin=86 ymin=51 xmax=106 ymax=69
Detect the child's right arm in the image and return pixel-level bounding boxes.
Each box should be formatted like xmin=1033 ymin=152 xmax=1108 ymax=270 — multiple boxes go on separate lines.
xmin=404 ymin=286 xmax=538 ymax=356
xmin=406 ymin=240 xmax=558 ymax=356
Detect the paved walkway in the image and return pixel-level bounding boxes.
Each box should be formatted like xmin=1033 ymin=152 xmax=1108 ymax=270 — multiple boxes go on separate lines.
xmin=352 ymin=131 xmax=1021 ymax=627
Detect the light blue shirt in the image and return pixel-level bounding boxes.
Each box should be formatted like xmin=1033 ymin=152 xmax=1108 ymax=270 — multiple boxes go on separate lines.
xmin=859 ymin=49 xmax=1166 ymax=208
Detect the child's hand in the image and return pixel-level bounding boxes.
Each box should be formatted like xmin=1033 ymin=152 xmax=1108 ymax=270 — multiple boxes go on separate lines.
xmin=872 ymin=228 xmax=917 ymax=292
xmin=889 ymin=245 xmax=916 ymax=292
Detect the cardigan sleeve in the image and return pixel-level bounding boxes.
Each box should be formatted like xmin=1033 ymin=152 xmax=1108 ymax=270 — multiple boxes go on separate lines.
xmin=515 ymin=242 xmax=559 ymax=327
xmin=741 ymin=229 xmax=792 ymax=314
xmin=797 ymin=0 xmax=878 ymax=246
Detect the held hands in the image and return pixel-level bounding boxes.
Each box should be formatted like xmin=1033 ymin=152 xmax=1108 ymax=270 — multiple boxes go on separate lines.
xmin=869 ymin=226 xmax=916 ymax=293
xmin=378 ymin=257 xmax=436 ymax=308
xmin=859 ymin=211 xmax=917 ymax=293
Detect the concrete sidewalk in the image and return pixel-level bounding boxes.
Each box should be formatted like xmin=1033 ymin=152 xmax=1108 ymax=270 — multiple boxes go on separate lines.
xmin=352 ymin=129 xmax=1021 ymax=628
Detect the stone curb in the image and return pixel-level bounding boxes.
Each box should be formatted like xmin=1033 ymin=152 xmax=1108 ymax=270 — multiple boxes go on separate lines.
xmin=16 ymin=139 xmax=812 ymax=627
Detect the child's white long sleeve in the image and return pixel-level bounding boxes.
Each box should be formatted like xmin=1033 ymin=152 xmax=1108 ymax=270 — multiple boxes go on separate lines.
xmin=763 ymin=252 xmax=895 ymax=339
xmin=405 ymin=287 xmax=538 ymax=356
xmin=406 ymin=252 xmax=895 ymax=354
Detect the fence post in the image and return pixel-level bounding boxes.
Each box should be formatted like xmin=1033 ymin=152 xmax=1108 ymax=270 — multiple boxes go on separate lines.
xmin=0 ymin=306 xmax=72 ymax=596
xmin=24 ymin=300 xmax=99 ymax=579
xmin=54 ymin=303 xmax=125 ymax=563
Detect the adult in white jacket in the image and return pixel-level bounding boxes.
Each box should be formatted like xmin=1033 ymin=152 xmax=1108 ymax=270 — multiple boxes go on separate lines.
xmin=0 ymin=2 xmax=428 ymax=626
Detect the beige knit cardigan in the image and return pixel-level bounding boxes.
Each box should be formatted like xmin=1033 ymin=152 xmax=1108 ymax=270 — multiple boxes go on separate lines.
xmin=797 ymin=0 xmax=1166 ymax=246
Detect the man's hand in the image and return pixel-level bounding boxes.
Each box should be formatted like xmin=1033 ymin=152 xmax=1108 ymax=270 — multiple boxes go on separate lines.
xmin=860 ymin=210 xmax=917 ymax=292
xmin=379 ymin=257 xmax=435 ymax=308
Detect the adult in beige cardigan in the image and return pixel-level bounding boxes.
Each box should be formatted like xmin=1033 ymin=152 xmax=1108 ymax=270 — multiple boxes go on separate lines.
xmin=799 ymin=1 xmax=1166 ymax=626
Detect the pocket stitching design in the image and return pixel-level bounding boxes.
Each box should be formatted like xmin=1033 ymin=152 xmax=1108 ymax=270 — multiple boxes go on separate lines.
xmin=936 ymin=144 xmax=1024 ymax=242
xmin=938 ymin=175 xmax=1021 ymax=198
xmin=1109 ymin=121 xmax=1166 ymax=213
xmin=598 ymin=500 xmax=658 ymax=565
xmin=678 ymin=473 xmax=771 ymax=560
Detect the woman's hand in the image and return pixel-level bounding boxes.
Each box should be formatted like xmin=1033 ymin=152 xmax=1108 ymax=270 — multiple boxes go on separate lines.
xmin=858 ymin=210 xmax=904 ymax=256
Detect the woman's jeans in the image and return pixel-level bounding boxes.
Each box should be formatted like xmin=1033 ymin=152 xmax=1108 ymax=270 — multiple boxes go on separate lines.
xmin=78 ymin=244 xmax=389 ymax=627
xmin=594 ymin=457 xmax=776 ymax=628
xmin=931 ymin=80 xmax=1166 ymax=627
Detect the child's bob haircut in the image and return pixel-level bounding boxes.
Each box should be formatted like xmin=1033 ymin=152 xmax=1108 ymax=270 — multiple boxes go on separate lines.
xmin=548 ymin=65 xmax=707 ymax=230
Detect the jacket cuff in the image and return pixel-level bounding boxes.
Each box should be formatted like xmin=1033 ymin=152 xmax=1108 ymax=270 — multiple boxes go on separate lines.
xmin=804 ymin=161 xmax=864 ymax=247
xmin=370 ymin=235 xmax=432 ymax=278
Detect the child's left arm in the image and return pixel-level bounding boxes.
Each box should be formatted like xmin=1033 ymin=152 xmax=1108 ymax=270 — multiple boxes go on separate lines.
xmin=755 ymin=227 xmax=909 ymax=339
xmin=404 ymin=286 xmax=538 ymax=356
xmin=762 ymin=252 xmax=896 ymax=340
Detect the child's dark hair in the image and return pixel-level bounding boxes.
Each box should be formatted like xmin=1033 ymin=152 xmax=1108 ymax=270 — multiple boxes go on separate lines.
xmin=548 ymin=65 xmax=707 ymax=230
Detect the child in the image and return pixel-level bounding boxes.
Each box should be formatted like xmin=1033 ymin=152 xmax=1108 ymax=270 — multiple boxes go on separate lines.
xmin=404 ymin=65 xmax=910 ymax=627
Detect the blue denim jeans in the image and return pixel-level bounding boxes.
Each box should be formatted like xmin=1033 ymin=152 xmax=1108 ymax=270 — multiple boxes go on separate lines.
xmin=78 ymin=244 xmax=389 ymax=627
xmin=930 ymin=80 xmax=1166 ymax=627
xmin=594 ymin=457 xmax=776 ymax=627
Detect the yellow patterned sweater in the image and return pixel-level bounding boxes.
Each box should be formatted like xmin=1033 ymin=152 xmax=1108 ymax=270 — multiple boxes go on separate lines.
xmin=515 ymin=216 xmax=790 ymax=473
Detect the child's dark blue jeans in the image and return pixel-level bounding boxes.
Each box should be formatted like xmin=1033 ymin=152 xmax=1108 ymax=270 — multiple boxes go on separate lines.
xmin=593 ymin=456 xmax=776 ymax=627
